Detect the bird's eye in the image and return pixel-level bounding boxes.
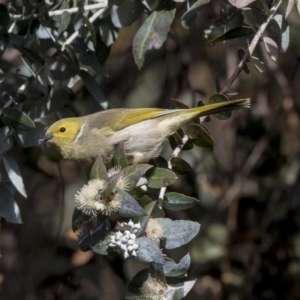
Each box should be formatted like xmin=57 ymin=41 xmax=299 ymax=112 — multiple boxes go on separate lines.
xmin=60 ymin=127 xmax=66 ymax=132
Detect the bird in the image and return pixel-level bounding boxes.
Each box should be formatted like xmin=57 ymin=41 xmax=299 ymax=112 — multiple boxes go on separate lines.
xmin=40 ymin=99 xmax=250 ymax=165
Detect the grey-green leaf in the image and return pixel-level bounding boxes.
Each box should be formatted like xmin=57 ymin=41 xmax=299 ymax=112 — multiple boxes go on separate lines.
xmin=273 ymin=14 xmax=290 ymax=53
xmin=1 ymin=107 xmax=35 ymax=131
xmin=58 ymin=11 xmax=71 ymax=38
xmin=186 ymin=124 xmax=214 ymax=149
xmin=163 ymin=192 xmax=199 ymax=211
xmin=136 ymin=237 xmax=165 ymax=264
xmin=170 ymin=157 xmax=192 ymax=175
xmin=112 ymin=141 xmax=128 ymax=168
xmin=118 ymin=189 xmax=146 ymax=218
xmin=162 ymin=220 xmax=200 ymax=249
xmin=90 ymin=155 xmax=108 ymax=181
xmin=263 ymin=36 xmax=278 ymax=62
xmin=132 ymin=2 xmax=176 ymax=69
xmin=163 ymin=254 xmax=191 ymax=277
xmin=122 ymin=164 xmax=152 ymax=190
xmin=146 ymin=167 xmax=177 ymax=188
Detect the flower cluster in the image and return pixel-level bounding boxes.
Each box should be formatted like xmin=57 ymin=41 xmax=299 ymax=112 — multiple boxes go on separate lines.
xmin=109 ymin=220 xmax=140 ymax=259
xmin=74 ymin=178 xmax=121 ymax=216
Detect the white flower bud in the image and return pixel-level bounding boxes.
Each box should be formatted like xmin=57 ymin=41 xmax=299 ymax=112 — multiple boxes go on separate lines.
xmin=116 ymin=240 xmax=122 ymax=246
xmin=132 ymin=250 xmax=137 ymax=256
xmin=127 ymin=239 xmax=135 ymax=245
xmin=132 ymin=243 xmax=139 ymax=250
xmin=120 ymin=244 xmax=127 ymax=251
xmin=128 ymin=219 xmax=134 ymax=227
xmin=121 ymin=235 xmax=129 ymax=242
xmin=124 ymin=250 xmax=129 ymax=259
xmin=129 ymin=233 xmax=136 ymax=240
xmin=124 ymin=230 xmax=130 ymax=235
xmin=127 ymin=246 xmax=133 ymax=251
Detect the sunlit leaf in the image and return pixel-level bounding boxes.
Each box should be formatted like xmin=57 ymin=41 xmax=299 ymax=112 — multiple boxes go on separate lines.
xmin=228 ymin=0 xmax=256 ymax=8
xmin=3 ymin=155 xmax=27 ymax=198
xmin=273 ymin=14 xmax=290 ymax=52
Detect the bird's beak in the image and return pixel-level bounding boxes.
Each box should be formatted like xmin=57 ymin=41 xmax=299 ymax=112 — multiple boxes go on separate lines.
xmin=39 ymin=135 xmax=53 ymax=144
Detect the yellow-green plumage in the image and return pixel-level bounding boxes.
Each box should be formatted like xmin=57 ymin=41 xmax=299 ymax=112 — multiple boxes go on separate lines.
xmin=42 ymin=99 xmax=250 ymax=165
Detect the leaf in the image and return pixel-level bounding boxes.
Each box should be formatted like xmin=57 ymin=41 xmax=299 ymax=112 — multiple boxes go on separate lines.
xmin=228 ymin=0 xmax=256 ymax=8
xmin=163 ymin=254 xmax=191 ymax=277
xmin=111 ymin=0 xmax=142 ymax=28
xmin=122 ymin=164 xmax=152 ymax=190
xmin=112 ymin=141 xmax=128 ymax=168
xmin=207 ymin=26 xmax=255 ymax=45
xmin=132 ymin=2 xmax=176 ymax=69
xmin=166 ymin=280 xmax=197 ymax=298
xmin=162 ymin=220 xmax=200 ymax=249
xmin=58 ymin=11 xmax=71 ymax=38
xmin=0 ymin=127 xmax=13 ymax=155
xmin=133 ymin=201 xmax=156 ymax=236
xmin=3 ymin=155 xmax=27 ymax=198
xmin=163 ymin=192 xmax=199 ymax=211
xmin=1 ymin=108 xmax=35 ymax=131
xmin=0 ymin=182 xmax=22 ymax=224
xmin=285 ymin=0 xmax=295 ymax=19
xmin=80 ymin=69 xmax=107 ymax=108
xmin=181 ymin=0 xmax=210 ymax=30
xmin=263 ymin=36 xmax=278 ymax=62
xmin=118 ymin=189 xmax=146 ymax=217
xmin=82 ymin=222 xmax=111 ymax=253
xmin=273 ymin=14 xmax=290 ymax=52
xmin=135 ymin=237 xmax=165 ymax=264
xmin=72 ymin=208 xmax=94 ymax=232
xmin=185 ymin=124 xmax=214 ymax=149
xmin=170 ymin=157 xmax=192 ymax=175
xmin=146 ymin=167 xmax=177 ymax=188
xmin=90 ymin=155 xmax=108 ymax=181
xmin=208 ymin=94 xmax=231 ymax=119
xmin=0 ymin=4 xmax=10 ymax=27
xmin=82 ymin=15 xmax=97 ymax=48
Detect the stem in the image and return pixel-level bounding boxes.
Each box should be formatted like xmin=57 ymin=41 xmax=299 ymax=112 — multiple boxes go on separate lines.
xmin=221 ymin=0 xmax=282 ymax=94
xmin=10 ymin=1 xmax=108 ymax=20
xmin=61 ymin=5 xmax=106 ymax=50
xmin=158 ymin=135 xmax=189 ymax=208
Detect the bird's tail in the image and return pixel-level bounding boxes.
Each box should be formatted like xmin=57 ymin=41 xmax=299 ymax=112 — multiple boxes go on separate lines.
xmin=189 ymin=98 xmax=251 ymax=118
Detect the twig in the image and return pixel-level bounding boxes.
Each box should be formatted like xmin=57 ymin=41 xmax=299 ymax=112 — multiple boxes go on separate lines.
xmin=221 ymin=0 xmax=282 ymax=94
xmin=158 ymin=135 xmax=189 ymax=208
xmin=61 ymin=6 xmax=106 ymax=50
xmin=10 ymin=1 xmax=108 ymax=20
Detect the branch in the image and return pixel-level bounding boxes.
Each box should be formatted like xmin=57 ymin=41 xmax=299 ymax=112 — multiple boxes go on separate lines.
xmin=221 ymin=0 xmax=283 ymax=94
xmin=10 ymin=1 xmax=108 ymax=20
xmin=158 ymin=135 xmax=189 ymax=208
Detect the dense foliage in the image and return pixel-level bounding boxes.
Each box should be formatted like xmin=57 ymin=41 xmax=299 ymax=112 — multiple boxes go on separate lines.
xmin=1 ymin=0 xmax=300 ymax=299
